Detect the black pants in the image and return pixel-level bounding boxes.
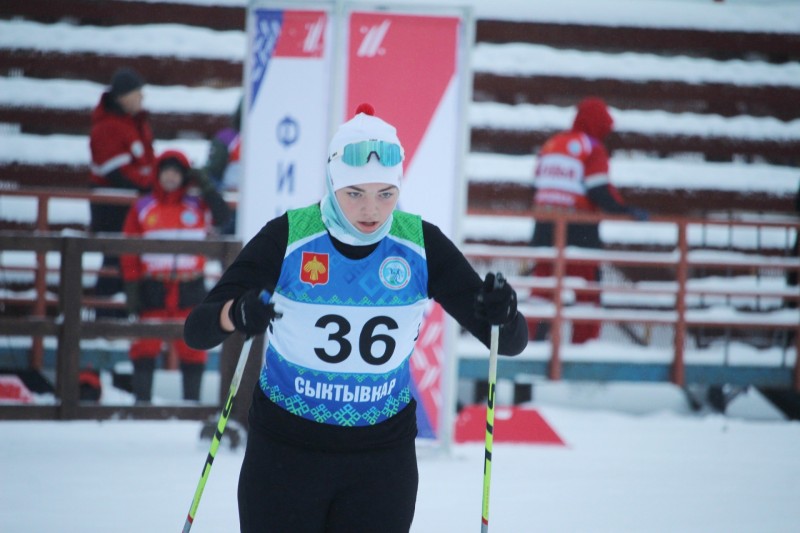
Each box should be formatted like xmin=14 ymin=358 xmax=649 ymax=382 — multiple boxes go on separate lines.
xmin=238 ymin=420 xmax=418 ymax=533
xmin=90 ymin=202 xmax=130 ymax=318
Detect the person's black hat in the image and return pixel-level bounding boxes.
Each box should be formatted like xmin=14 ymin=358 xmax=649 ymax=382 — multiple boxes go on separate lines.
xmin=109 ymin=67 xmax=145 ymax=97
xmin=158 ymin=157 xmax=189 ymax=175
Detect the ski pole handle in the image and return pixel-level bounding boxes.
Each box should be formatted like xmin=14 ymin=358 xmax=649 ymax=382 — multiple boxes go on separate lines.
xmin=482 ymin=272 xmax=505 ymax=531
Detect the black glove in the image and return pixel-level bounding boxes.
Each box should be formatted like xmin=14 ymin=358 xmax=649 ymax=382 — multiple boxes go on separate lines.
xmin=228 ymin=289 xmax=280 ymax=336
xmin=475 ymin=272 xmax=518 ymax=326
xmin=123 ymin=281 xmax=141 ymax=316
xmin=189 ymin=168 xmax=216 ymax=195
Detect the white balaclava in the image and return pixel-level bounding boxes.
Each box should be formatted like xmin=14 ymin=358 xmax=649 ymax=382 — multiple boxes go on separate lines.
xmin=321 ymin=103 xmax=404 ymax=246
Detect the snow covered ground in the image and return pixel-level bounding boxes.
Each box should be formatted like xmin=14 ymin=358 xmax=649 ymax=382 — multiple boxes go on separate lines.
xmin=2 ymin=384 xmax=799 ymax=533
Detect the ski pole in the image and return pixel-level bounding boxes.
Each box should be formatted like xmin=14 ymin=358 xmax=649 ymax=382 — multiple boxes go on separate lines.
xmin=481 ymin=273 xmax=504 ymax=532
xmin=481 ymin=324 xmax=499 ymax=532
xmin=182 ymin=335 xmax=254 ymax=533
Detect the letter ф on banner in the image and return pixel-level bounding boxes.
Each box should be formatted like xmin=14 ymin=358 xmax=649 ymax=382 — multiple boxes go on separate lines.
xmin=240 ymin=8 xmax=332 ymax=242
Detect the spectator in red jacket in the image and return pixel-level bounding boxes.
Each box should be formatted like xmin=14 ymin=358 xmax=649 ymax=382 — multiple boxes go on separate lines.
xmin=530 ymin=97 xmax=648 ymax=344
xmin=120 ymin=150 xmax=230 ymax=403
xmin=89 ymin=67 xmax=156 ymax=318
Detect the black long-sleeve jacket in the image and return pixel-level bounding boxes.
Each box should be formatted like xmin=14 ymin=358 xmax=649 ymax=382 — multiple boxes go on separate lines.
xmin=185 ymin=212 xmax=528 ymax=451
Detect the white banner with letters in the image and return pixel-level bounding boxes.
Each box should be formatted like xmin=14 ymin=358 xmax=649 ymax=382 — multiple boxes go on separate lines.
xmin=240 ymin=5 xmax=333 ymax=242
xmin=242 ymin=1 xmax=472 ymax=443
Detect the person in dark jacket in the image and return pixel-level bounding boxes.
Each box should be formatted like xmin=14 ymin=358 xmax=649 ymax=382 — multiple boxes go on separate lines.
xmin=530 ymin=97 xmax=648 ymax=344
xmin=89 ymin=67 xmax=156 ymax=318
xmin=184 ymin=104 xmax=528 ymax=532
xmin=203 ymin=98 xmax=242 ymax=234
xmin=121 ymin=150 xmax=230 ymax=403
xmin=204 ymin=98 xmax=242 ymax=193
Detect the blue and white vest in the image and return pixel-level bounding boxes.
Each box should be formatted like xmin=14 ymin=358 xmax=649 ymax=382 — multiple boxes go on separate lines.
xmin=259 ymin=204 xmax=429 ymax=427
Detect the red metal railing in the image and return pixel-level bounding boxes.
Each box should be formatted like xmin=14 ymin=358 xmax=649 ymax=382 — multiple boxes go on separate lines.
xmin=463 ymin=208 xmax=800 ymax=390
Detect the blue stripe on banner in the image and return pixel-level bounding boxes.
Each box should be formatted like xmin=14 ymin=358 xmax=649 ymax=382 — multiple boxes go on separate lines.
xmin=250 ymin=10 xmax=283 ymax=106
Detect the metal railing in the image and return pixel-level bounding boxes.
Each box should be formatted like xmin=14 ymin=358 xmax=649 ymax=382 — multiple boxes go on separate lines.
xmin=462 ymin=209 xmax=800 ymax=391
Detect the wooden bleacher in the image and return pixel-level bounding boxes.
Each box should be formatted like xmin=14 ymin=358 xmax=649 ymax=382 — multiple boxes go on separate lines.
xmin=1 ymin=0 xmax=798 ymax=217
xmin=470 ymin=19 xmax=800 ymax=214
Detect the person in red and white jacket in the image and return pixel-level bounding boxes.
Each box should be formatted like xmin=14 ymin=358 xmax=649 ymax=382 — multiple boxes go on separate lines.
xmin=89 ymin=67 xmax=157 ymax=232
xmin=88 ymin=67 xmax=156 ymax=318
xmin=120 ymin=150 xmax=230 ymax=403
xmin=530 ymin=97 xmax=648 ymax=344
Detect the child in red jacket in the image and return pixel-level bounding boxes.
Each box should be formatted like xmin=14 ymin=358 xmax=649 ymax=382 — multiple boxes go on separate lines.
xmin=121 ymin=150 xmax=230 ymax=403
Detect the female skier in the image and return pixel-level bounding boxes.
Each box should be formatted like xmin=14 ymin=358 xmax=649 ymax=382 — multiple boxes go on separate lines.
xmin=184 ymin=104 xmax=528 ymax=532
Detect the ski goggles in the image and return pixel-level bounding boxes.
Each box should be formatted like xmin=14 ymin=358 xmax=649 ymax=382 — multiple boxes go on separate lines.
xmin=328 ymin=140 xmax=404 ymax=167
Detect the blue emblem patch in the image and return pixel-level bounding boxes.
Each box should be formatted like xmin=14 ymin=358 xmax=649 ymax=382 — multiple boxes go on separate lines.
xmin=181 ymin=210 xmax=198 ymax=226
xmin=379 ymin=257 xmax=411 ymax=290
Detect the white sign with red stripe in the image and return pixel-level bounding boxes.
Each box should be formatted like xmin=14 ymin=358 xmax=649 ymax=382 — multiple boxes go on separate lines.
xmin=342 ymin=9 xmax=470 ymax=440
